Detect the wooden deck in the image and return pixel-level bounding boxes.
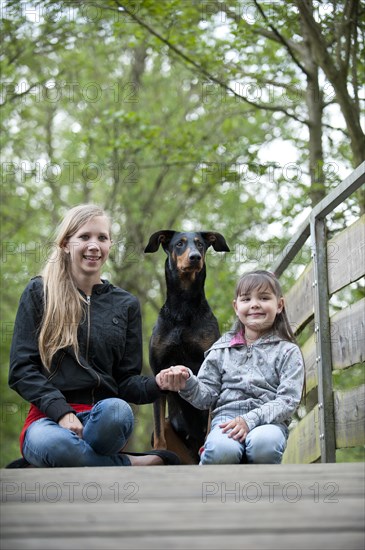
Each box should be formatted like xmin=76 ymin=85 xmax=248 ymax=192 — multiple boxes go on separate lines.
xmin=1 ymin=462 xmax=364 ymax=549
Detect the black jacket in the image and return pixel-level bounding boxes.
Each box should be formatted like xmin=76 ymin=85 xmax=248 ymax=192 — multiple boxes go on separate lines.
xmin=9 ymin=277 xmax=161 ymax=422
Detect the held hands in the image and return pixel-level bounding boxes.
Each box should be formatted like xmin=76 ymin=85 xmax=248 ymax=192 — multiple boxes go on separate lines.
xmin=58 ymin=412 xmax=84 ymax=438
xmin=156 ymin=365 xmax=190 ymax=391
xmin=220 ymin=416 xmax=250 ymax=443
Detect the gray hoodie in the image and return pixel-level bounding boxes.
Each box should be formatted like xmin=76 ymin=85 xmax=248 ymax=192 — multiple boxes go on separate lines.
xmin=179 ymin=330 xmax=304 ymax=433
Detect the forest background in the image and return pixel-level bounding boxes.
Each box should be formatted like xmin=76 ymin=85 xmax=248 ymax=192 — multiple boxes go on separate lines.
xmin=1 ymin=0 xmax=364 ymax=466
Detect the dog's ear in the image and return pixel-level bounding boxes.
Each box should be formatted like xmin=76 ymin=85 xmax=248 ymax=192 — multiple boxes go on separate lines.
xmin=201 ymin=232 xmax=230 ymax=252
xmin=144 ymin=230 xmax=176 ymax=253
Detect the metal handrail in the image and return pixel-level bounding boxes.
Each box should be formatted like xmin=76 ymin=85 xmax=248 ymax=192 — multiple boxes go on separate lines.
xmin=270 ymin=161 xmax=365 ymax=463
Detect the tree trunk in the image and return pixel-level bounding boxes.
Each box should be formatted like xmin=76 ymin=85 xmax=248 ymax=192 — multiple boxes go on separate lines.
xmin=295 ymin=0 xmax=365 ymax=168
xmin=299 ymin=0 xmax=326 ymax=207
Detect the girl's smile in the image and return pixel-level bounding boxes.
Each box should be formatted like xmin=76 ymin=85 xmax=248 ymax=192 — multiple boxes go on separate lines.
xmin=83 ymin=254 xmax=102 ymax=263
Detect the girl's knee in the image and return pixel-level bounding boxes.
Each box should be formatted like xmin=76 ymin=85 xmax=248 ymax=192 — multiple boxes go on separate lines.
xmin=94 ymin=398 xmax=134 ymax=430
xmin=247 ymin=445 xmax=283 ymax=464
xmin=200 ymin=439 xmax=243 ymax=465
xmin=245 ymin=426 xmax=286 ymax=464
xmin=82 ymin=398 xmax=134 ymax=455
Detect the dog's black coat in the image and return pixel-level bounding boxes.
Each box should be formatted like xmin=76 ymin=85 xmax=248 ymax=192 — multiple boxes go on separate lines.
xmin=145 ymin=230 xmax=230 ymax=461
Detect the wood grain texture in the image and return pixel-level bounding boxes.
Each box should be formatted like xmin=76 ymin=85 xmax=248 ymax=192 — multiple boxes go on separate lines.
xmin=285 ymin=263 xmax=314 ymax=332
xmin=330 ymin=299 xmax=365 ymax=369
xmin=334 ymin=385 xmax=365 ymax=448
xmin=327 ymin=215 xmax=365 ymax=295
xmin=282 ymin=406 xmax=320 ymax=464
xmin=1 ymin=464 xmax=364 ymax=550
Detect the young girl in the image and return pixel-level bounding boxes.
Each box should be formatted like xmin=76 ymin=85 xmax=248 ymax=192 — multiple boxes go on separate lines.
xmin=156 ymin=270 xmax=304 ymax=464
xmin=8 ymin=204 xmax=179 ymax=467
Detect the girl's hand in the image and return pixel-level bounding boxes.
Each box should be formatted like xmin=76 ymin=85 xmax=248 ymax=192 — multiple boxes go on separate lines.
xmin=156 ymin=365 xmax=190 ymax=391
xmin=58 ymin=412 xmax=84 ymax=438
xmin=220 ymin=416 xmax=249 ymax=443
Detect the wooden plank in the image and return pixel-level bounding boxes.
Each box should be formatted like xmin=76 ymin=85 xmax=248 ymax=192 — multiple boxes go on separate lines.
xmin=2 ymin=463 xmax=364 ymax=498
xmin=295 ymin=297 xmax=364 ymax=395
xmin=1 ymin=464 xmax=364 ymax=550
xmin=285 ymin=263 xmax=314 ymax=331
xmin=282 ymin=405 xmax=320 ymax=464
xmin=330 ymin=298 xmax=365 ymax=369
xmin=334 ymin=385 xmax=365 ymax=449
xmin=283 ymin=217 xmax=364 ymax=333
xmin=284 ymin=299 xmax=364 ymax=458
xmin=301 ymin=332 xmax=317 ymax=393
xmin=327 ymin=215 xmax=365 ymax=294
xmin=1 ymin=532 xmax=363 ymax=550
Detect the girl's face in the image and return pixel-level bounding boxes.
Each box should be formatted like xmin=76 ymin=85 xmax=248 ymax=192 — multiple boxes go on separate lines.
xmin=233 ymin=284 xmax=284 ymax=340
xmin=63 ymin=216 xmax=112 ymax=284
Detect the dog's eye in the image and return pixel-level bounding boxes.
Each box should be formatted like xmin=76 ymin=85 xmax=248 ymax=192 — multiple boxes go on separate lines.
xmin=176 ymin=241 xmax=184 ymax=247
xmin=196 ymin=242 xmax=204 ymax=249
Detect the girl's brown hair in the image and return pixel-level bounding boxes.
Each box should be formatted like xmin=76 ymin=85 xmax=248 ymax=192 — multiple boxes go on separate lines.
xmin=38 ymin=204 xmax=111 ymax=370
xmin=233 ymin=270 xmax=297 ymax=343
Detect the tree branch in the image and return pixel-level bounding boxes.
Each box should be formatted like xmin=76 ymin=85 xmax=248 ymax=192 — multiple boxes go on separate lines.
xmin=293 ymin=0 xmax=339 ymax=83
xmin=1 ymin=82 xmax=39 ymax=106
xmin=252 ymin=0 xmax=310 ymax=77
xmin=111 ymin=1 xmax=307 ymax=124
xmin=293 ymin=0 xmax=365 ymax=165
xmin=250 ymin=27 xmax=303 ymax=55
xmin=336 ymin=0 xmax=357 ymax=78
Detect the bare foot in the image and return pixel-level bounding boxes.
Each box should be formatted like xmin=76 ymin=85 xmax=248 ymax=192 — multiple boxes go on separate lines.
xmin=125 ymin=454 xmax=164 ymax=466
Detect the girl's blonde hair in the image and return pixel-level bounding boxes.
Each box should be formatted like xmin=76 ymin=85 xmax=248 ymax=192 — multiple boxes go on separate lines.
xmin=39 ymin=204 xmax=111 ymax=370
xmin=234 ymin=270 xmax=296 ymax=343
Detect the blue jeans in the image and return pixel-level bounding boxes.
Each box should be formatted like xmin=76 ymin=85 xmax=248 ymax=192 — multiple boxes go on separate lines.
xmin=200 ymin=414 xmax=287 ymax=465
xmin=23 ymin=398 xmax=134 ymax=467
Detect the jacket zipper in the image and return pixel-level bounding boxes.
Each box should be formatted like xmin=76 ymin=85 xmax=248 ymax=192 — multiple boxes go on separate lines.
xmin=247 ymin=344 xmax=253 ymax=359
xmin=85 ymin=294 xmax=100 ymax=405
xmin=86 ymin=295 xmax=91 ymax=362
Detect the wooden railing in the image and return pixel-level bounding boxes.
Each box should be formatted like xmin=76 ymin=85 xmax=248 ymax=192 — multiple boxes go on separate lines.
xmin=271 ymin=162 xmax=365 ymax=463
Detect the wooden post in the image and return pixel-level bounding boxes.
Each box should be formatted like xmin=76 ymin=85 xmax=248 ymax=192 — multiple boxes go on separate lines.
xmin=310 ymin=215 xmax=336 ymax=462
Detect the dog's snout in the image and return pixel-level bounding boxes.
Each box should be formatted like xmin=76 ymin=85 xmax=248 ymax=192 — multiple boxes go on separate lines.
xmin=189 ymin=251 xmax=202 ymax=262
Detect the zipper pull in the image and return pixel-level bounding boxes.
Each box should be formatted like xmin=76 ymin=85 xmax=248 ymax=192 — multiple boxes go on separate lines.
xmin=247 ymin=344 xmax=253 ymax=359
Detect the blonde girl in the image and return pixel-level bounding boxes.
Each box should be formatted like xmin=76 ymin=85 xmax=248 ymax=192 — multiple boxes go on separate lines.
xmin=8 ymin=204 xmax=179 ymax=467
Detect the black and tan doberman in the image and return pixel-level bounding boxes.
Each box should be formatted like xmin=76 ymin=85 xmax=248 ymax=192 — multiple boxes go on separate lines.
xmin=144 ymin=230 xmax=230 ymax=464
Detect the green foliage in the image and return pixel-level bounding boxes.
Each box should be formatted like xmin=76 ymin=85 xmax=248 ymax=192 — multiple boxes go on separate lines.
xmin=1 ymin=0 xmax=363 ymax=465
